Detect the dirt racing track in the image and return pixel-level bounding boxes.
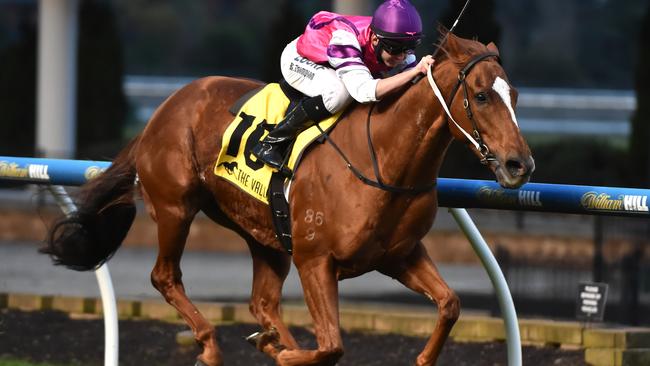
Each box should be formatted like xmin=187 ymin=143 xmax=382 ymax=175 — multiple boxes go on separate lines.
xmin=2 ymin=292 xmax=650 ymax=365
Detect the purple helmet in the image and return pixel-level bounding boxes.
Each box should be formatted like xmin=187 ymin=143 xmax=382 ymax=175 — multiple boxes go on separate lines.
xmin=370 ymin=0 xmax=423 ymax=53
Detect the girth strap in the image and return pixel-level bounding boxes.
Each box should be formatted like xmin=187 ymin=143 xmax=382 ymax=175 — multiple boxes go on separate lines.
xmin=268 ymin=172 xmax=293 ymax=253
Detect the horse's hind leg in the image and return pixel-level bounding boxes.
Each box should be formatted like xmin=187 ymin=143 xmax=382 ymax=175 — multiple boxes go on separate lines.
xmin=246 ymin=240 xmax=299 ymax=357
xmin=146 ymin=193 xmax=222 ymax=366
xmin=380 ymin=242 xmax=460 ymax=366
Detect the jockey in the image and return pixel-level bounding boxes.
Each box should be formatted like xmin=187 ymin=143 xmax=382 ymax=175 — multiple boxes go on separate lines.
xmin=252 ymin=0 xmax=434 ymax=171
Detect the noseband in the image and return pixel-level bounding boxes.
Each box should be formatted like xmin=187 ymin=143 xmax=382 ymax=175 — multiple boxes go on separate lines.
xmin=429 ymin=52 xmax=501 ymax=165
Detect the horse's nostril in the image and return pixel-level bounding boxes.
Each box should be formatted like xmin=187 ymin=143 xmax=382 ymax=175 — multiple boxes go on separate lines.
xmin=506 ymin=159 xmax=526 ymax=177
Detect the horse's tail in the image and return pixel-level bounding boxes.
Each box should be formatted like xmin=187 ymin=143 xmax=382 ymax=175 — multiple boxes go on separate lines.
xmin=40 ymin=136 xmax=141 ymax=271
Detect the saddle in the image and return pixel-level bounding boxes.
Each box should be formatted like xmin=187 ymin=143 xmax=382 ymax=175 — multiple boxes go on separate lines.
xmin=214 ymin=80 xmax=343 ymax=253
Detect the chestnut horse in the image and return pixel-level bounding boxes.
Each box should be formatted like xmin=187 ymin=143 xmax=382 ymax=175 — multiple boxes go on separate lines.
xmin=43 ymin=32 xmax=534 ymax=366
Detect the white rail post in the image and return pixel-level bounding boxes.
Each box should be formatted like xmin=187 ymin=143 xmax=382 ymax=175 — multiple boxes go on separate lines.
xmin=47 ymin=185 xmax=119 ymax=366
xmin=37 ymin=0 xmax=80 ymax=159
xmin=449 ymin=208 xmax=522 ymax=366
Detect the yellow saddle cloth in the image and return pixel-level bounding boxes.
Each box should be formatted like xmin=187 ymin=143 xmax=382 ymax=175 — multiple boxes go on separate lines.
xmin=214 ymin=83 xmax=341 ymax=204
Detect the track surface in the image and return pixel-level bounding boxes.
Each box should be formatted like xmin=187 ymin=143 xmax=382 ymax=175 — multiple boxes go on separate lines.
xmin=0 ymin=309 xmax=587 ymax=366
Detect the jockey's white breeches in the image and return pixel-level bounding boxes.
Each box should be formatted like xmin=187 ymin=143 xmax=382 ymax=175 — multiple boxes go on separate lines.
xmin=280 ymin=38 xmax=352 ymax=114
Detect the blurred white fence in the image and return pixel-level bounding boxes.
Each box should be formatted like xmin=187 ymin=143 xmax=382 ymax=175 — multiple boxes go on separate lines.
xmin=124 ymin=75 xmax=637 ymax=137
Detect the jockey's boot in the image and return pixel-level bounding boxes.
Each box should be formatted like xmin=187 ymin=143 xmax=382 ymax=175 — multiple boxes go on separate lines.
xmin=251 ymin=95 xmax=331 ymax=170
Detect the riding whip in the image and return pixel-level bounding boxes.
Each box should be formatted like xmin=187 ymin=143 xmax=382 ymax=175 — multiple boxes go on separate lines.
xmin=411 ymin=0 xmax=472 ymax=84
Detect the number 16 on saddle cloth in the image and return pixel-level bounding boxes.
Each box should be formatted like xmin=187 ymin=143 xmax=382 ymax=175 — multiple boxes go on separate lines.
xmin=214 ymin=83 xmax=342 ymax=204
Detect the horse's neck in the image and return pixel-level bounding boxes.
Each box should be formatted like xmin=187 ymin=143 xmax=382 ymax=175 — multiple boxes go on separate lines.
xmin=371 ymin=78 xmax=454 ymax=187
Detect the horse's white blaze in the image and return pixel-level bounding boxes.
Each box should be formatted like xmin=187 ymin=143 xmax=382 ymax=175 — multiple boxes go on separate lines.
xmin=492 ymin=77 xmax=519 ymax=128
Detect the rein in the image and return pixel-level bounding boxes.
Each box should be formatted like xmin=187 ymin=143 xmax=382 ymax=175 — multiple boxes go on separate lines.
xmin=316 ymin=111 xmax=436 ymax=194
xmin=318 ymin=52 xmax=501 ymax=194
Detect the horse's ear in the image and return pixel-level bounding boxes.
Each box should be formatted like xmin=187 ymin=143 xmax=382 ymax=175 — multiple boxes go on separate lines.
xmin=487 ymin=42 xmax=500 ymax=56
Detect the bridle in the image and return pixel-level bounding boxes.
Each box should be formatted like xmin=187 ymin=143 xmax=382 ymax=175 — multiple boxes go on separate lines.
xmin=317 ymin=52 xmax=502 ymax=195
xmin=427 ymin=52 xmax=501 ymax=165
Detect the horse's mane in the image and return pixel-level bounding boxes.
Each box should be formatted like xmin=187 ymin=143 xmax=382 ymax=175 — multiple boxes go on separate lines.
xmin=433 ymin=25 xmax=492 ymax=67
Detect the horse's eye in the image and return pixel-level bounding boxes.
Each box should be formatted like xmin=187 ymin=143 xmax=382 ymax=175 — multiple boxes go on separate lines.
xmin=475 ymin=92 xmax=488 ymax=103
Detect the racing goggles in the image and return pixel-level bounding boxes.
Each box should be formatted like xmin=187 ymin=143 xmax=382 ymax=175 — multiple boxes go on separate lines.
xmin=378 ymin=37 xmax=421 ymax=55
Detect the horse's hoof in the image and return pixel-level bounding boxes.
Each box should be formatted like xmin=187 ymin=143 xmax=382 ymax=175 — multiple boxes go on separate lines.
xmin=195 ymin=353 xmax=222 ymax=366
xmin=244 ymin=327 xmax=281 ymax=351
xmin=244 ymin=331 xmax=262 ymax=347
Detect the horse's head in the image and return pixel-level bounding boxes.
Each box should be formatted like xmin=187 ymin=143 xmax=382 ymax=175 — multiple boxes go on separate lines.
xmin=433 ymin=32 xmax=534 ymax=188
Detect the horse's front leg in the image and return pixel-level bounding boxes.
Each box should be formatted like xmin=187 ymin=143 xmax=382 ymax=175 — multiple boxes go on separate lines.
xmin=380 ymin=242 xmax=460 ymax=366
xmin=276 ymin=254 xmax=343 ymax=366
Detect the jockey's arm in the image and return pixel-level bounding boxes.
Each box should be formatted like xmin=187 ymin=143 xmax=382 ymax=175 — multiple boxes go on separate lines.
xmin=327 ymin=30 xmax=433 ymax=103
xmin=374 ymin=60 xmax=428 ymax=99
xmin=336 ymin=55 xmax=433 ymax=102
